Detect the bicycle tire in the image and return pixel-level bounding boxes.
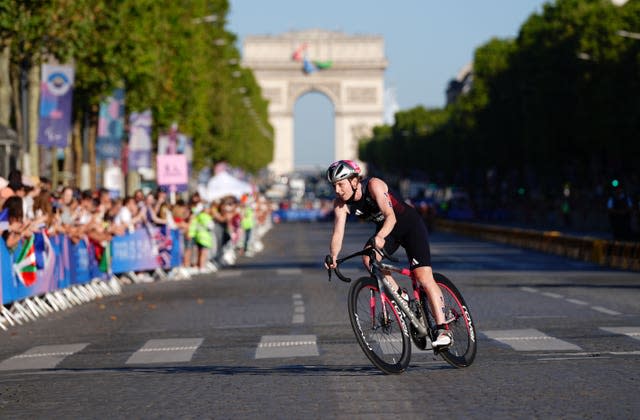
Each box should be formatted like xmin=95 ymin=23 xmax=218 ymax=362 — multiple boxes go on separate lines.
xmin=423 ymin=273 xmax=477 ymax=368
xmin=347 ymin=276 xmax=411 ymax=374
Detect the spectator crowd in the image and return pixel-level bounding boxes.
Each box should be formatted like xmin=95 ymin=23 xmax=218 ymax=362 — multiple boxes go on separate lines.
xmin=0 ymin=169 xmax=273 ymax=282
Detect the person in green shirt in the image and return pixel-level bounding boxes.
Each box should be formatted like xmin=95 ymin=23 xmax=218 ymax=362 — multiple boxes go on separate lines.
xmin=240 ymin=195 xmax=255 ymax=255
xmin=190 ymin=206 xmax=213 ymax=270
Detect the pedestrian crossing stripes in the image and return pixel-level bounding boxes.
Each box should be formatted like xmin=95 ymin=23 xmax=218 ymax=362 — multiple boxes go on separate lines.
xmin=2 ymin=327 xmax=640 ymax=372
xmin=482 ymin=329 xmax=582 ymax=351
xmin=126 ymin=338 xmax=203 ymax=364
xmin=0 ymin=343 xmax=88 ymax=371
xmin=255 ymin=335 xmax=319 ymax=359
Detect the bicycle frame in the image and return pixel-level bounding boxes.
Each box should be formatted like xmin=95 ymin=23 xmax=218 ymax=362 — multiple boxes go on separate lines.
xmin=329 ymin=248 xmax=430 ymax=337
xmin=372 ymin=261 xmax=429 ymax=337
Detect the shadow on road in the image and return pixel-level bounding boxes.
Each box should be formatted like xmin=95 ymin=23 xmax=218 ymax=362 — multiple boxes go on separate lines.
xmin=41 ymin=363 xmax=454 ymax=376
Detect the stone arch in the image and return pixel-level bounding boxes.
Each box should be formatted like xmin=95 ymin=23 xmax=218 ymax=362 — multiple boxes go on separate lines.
xmin=242 ymin=30 xmax=387 ymax=175
xmin=289 ymin=82 xmax=340 ymax=111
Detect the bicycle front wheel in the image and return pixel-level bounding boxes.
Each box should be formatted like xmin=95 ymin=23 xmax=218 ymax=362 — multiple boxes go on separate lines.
xmin=347 ymin=276 xmax=411 ymax=374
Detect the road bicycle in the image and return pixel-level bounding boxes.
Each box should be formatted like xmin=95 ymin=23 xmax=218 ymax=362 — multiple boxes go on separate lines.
xmin=325 ymin=244 xmax=477 ymax=374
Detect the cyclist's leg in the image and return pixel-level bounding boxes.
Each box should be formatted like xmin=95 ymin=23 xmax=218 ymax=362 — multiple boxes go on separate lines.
xmin=413 ymin=266 xmax=453 ymax=347
xmin=413 ymin=266 xmax=446 ymax=324
xmin=399 ymin=212 xmax=452 ymax=346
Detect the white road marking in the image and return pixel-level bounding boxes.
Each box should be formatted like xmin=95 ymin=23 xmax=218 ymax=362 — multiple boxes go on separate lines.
xmin=566 ymin=298 xmax=589 ymax=306
xmin=591 ymin=306 xmax=622 ymax=316
xmin=482 ymin=329 xmax=582 ymax=351
xmin=537 ymin=356 xmax=611 ymax=361
xmin=292 ymin=292 xmax=305 ymax=324
xmin=600 ymin=326 xmax=640 ymax=340
xmin=0 ymin=343 xmax=89 ymax=371
xmin=520 ymin=287 xmax=622 ymax=316
xmin=126 ymin=338 xmax=203 ymax=364
xmin=255 ymin=335 xmax=319 ymax=359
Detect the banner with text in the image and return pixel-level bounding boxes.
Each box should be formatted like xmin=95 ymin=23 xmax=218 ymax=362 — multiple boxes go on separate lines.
xmin=128 ymin=110 xmax=152 ymax=171
xmin=37 ymin=64 xmax=74 ymax=148
xmin=97 ymin=88 xmax=125 ymax=161
xmin=1 ymin=229 xmax=183 ymax=305
xmin=158 ymin=129 xmax=192 ymax=192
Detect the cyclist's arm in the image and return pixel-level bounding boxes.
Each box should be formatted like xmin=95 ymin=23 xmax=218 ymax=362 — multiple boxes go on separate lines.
xmin=329 ymin=199 xmax=348 ymax=266
xmin=368 ymin=178 xmax=396 ymax=248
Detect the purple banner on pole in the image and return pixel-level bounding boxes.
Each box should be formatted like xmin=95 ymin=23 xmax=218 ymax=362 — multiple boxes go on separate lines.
xmin=97 ymin=88 xmax=125 ymax=161
xmin=37 ymin=64 xmax=74 ymax=148
xmin=128 ymin=110 xmax=152 ymax=171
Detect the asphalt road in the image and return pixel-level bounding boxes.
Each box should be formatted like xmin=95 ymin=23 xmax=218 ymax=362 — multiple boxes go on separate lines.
xmin=1 ymin=221 xmax=639 ymax=419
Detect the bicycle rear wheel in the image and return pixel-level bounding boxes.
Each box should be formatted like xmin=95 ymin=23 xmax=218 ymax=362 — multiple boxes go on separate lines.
xmin=424 ymin=273 xmax=477 ymax=367
xmin=347 ymin=276 xmax=411 ymax=374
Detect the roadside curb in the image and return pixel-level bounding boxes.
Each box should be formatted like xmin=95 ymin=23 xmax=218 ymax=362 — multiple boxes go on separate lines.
xmin=435 ymin=219 xmax=640 ymax=272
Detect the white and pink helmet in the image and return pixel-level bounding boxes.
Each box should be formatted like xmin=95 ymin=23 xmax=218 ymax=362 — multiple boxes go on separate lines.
xmin=326 ymin=160 xmax=361 ymax=184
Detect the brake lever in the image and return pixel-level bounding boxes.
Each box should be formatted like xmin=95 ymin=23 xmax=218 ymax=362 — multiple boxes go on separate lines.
xmin=367 ymin=236 xmax=399 ymax=262
xmin=324 ymin=255 xmax=333 ymax=282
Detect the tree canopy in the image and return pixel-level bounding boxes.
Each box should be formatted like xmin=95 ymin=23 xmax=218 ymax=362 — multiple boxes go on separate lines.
xmin=0 ymin=0 xmax=273 ymax=177
xmin=360 ymin=0 xmax=639 ymax=191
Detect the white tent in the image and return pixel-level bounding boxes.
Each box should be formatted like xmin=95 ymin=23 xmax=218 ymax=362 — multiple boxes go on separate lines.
xmin=199 ymin=171 xmax=252 ymax=202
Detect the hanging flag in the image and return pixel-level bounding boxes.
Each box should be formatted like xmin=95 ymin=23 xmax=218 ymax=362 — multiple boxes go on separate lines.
xmin=128 ymin=110 xmax=152 ymax=170
xmin=313 ymin=60 xmax=333 ymax=70
xmin=98 ymin=241 xmax=111 ymax=273
xmin=291 ymin=43 xmax=307 ymax=62
xmin=97 ymin=88 xmax=125 ymax=161
xmin=303 ymin=57 xmax=316 ymax=74
xmin=295 ymin=44 xmax=332 ymax=74
xmin=37 ymin=64 xmax=74 ymax=148
xmin=13 ymin=235 xmax=37 ymax=287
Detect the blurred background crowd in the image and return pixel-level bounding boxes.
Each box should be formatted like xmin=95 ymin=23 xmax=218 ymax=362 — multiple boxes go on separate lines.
xmin=0 ymin=168 xmax=273 ymax=279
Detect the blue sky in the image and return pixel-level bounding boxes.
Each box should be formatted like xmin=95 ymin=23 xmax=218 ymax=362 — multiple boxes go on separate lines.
xmin=227 ymin=0 xmax=551 ymax=169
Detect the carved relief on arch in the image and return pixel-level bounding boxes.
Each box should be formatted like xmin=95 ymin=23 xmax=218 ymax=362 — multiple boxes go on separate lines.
xmin=346 ymin=87 xmax=378 ymax=104
xmin=288 ymin=81 xmax=341 ymax=107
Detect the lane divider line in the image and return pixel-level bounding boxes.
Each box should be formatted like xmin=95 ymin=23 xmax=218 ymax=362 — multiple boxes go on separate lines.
xmin=292 ymin=292 xmax=305 ymax=324
xmin=520 ymin=287 xmax=622 ymax=316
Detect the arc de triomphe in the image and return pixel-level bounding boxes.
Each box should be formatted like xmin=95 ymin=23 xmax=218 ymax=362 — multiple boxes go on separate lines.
xmin=242 ymin=30 xmax=387 ymax=175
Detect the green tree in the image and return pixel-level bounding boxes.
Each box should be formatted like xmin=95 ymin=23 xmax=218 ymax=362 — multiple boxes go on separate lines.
xmin=0 ymin=0 xmax=274 ymax=182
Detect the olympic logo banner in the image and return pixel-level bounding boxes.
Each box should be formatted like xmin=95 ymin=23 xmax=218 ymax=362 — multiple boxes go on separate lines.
xmin=37 ymin=64 xmax=74 ymax=148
